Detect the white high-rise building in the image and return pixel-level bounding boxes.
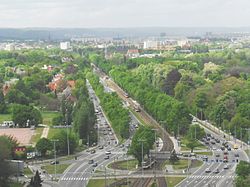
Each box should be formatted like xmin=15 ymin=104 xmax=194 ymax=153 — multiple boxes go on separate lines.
xmin=60 ymin=42 xmax=71 ymax=50
xmin=5 ymin=44 xmax=15 ymax=51
xmin=143 ymin=41 xmax=158 ymax=49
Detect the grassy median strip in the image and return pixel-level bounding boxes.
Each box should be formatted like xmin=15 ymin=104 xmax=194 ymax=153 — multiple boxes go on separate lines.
xmin=87 ymin=179 xmax=115 ymax=187
xmin=195 ymin=151 xmax=213 ymax=156
xmin=108 ymin=159 xmax=138 ymax=170
xmin=41 ymin=163 xmax=71 ymax=174
xmin=165 ymin=159 xmax=203 ymax=170
xmin=166 ymin=176 xmax=186 ymax=187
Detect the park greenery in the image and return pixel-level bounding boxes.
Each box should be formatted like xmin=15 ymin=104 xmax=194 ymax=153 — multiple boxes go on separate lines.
xmin=0 ymin=49 xmax=97 ymax=157
xmin=235 ymin=161 xmax=250 ymax=187
xmin=129 ymin=126 xmax=155 ymax=164
xmin=0 ymin=135 xmax=19 ymax=187
xmin=92 ymin=48 xmax=250 ymax=143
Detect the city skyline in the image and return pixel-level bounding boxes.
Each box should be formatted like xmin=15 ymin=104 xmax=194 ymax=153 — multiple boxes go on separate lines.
xmin=0 ymin=0 xmax=250 ymax=28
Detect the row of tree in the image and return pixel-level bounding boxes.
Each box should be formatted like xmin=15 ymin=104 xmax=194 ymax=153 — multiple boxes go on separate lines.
xmin=86 ymin=71 xmax=130 ymax=140
xmin=109 ymin=66 xmax=191 ymax=136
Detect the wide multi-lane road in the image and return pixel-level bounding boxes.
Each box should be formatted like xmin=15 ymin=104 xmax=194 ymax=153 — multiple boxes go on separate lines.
xmin=58 ymin=79 xmax=130 ymax=187
xmin=177 ymin=118 xmax=248 ymax=187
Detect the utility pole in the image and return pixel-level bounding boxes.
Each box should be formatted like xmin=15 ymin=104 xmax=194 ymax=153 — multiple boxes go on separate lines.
xmin=127 ymin=154 xmax=129 ymax=187
xmin=65 ymin=108 xmax=70 ymax=156
xmin=51 ymin=139 xmax=59 ymax=181
xmin=105 ymin=166 xmax=107 ymax=187
xmin=138 ymin=139 xmax=145 ymax=187
xmin=240 ymin=128 xmax=243 ymax=148
xmin=234 ymin=125 xmax=237 ymax=143
xmin=151 ymin=129 xmax=158 ymax=184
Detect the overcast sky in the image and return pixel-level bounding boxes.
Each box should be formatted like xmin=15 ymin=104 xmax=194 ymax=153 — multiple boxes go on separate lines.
xmin=0 ymin=0 xmax=249 ymax=28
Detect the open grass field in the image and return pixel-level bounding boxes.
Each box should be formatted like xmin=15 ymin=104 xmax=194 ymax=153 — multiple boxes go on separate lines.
xmin=42 ymin=111 xmax=59 ymax=126
xmin=0 ymin=114 xmax=12 ymax=123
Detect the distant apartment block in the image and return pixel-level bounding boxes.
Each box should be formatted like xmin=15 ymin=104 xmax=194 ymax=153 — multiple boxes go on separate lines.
xmin=60 ymin=42 xmax=71 ymax=50
xmin=143 ymin=41 xmax=158 ymax=49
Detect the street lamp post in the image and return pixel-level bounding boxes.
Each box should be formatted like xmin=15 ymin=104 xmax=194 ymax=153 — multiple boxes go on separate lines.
xmin=65 ymin=108 xmax=70 ymax=156
xmin=51 ymin=139 xmax=59 ymax=181
xmin=151 ymin=129 xmax=158 ymax=184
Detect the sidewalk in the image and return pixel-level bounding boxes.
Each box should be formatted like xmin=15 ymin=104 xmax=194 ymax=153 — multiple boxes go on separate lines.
xmin=41 ymin=126 xmax=49 ymax=138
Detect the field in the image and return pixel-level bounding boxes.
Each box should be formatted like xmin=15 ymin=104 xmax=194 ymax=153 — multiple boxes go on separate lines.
xmin=42 ymin=111 xmax=59 ymax=126
xmin=165 ymin=176 xmax=186 ymax=187
xmin=41 ymin=163 xmax=71 ymax=174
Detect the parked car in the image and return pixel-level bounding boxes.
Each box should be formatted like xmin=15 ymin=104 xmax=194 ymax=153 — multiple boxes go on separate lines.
xmin=50 ymin=160 xmax=59 ymax=165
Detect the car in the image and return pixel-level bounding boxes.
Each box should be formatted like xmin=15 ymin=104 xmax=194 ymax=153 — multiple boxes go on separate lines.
xmin=211 ymin=141 xmax=216 ymax=144
xmin=224 ymin=151 xmax=228 ymax=155
xmin=105 ymin=151 xmax=111 ymax=155
xmin=213 ymin=169 xmax=220 ymax=174
xmin=88 ymin=159 xmax=94 ymax=164
xmin=224 ymin=165 xmax=229 ymax=169
xmin=90 ymin=150 xmax=96 ymax=154
xmin=110 ymin=137 xmax=115 ymax=140
xmin=189 ymin=153 xmax=196 ymax=157
xmin=215 ymin=153 xmax=220 ymax=157
xmin=221 ymin=147 xmax=225 ymax=151
xmin=50 ymin=160 xmax=59 ymax=165
xmin=235 ymin=153 xmax=240 ymax=157
xmin=215 ymin=139 xmax=220 ymax=143
xmin=109 ymin=132 xmax=113 ymax=135
xmin=183 ymin=154 xmax=189 ymax=157
xmin=205 ymin=168 xmax=211 ymax=173
xmin=103 ymin=132 xmax=107 ymax=135
xmin=227 ymin=147 xmax=231 ymax=151
xmin=212 ymin=147 xmax=217 ymax=150
xmin=104 ymin=155 xmax=109 ymax=160
xmin=234 ymin=144 xmax=239 ymax=149
xmin=223 ymin=159 xmax=228 ymax=163
xmin=92 ymin=163 xmax=98 ymax=167
xmin=99 ymin=146 xmax=104 ymax=149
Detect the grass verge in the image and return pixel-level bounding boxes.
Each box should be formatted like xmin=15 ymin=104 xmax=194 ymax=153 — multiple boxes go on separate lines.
xmin=108 ymin=159 xmax=138 ymax=170
xmin=195 ymin=151 xmax=213 ymax=156
xmin=24 ymin=167 xmax=33 ymax=175
xmin=30 ymin=127 xmax=44 ymax=144
xmin=41 ymin=163 xmax=70 ymax=174
xmin=165 ymin=176 xmax=186 ymax=187
xmin=87 ymin=179 xmax=115 ymax=187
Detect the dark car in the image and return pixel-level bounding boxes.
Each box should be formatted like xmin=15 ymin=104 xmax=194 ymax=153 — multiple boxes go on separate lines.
xmin=104 ymin=155 xmax=109 ymax=160
xmin=88 ymin=159 xmax=94 ymax=164
xmin=92 ymin=163 xmax=98 ymax=167
xmin=213 ymin=169 xmax=220 ymax=174
xmin=90 ymin=150 xmax=96 ymax=154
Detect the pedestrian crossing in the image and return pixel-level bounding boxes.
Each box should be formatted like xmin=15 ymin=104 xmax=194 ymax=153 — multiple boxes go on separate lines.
xmin=60 ymin=177 xmax=88 ymax=181
xmin=188 ymin=175 xmax=235 ymax=179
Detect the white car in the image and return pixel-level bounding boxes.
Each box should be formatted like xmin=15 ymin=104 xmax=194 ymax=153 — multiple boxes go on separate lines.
xmin=105 ymin=151 xmax=111 ymax=155
xmin=205 ymin=168 xmax=211 ymax=173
